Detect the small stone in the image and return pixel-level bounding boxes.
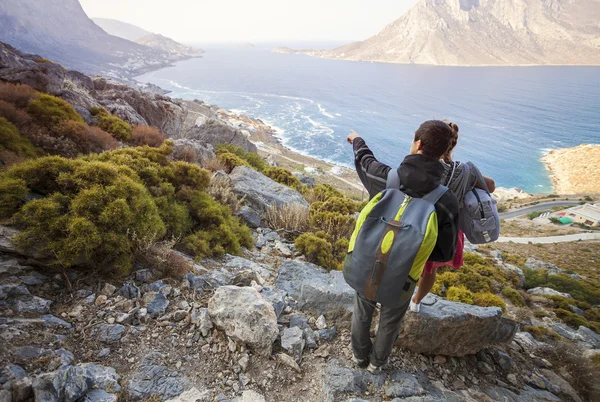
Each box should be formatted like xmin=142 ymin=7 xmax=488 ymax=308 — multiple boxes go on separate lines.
xmin=239 ymin=373 xmax=250 ymax=386
xmin=452 ymin=379 xmax=466 ymax=390
xmin=69 ymin=305 xmax=84 ymax=318
xmin=315 ymin=315 xmax=327 ymax=330
xmin=173 ymin=310 xmax=188 ymax=322
xmin=289 ymin=314 xmax=309 ymax=330
xmin=529 ymin=374 xmax=546 ymax=389
xmin=115 ymin=313 xmax=130 ymax=324
xmin=314 ymin=345 xmax=330 ymax=358
xmin=101 ymin=283 xmax=117 ymax=296
xmin=93 ymin=324 xmax=126 ymax=344
xmin=201 ymin=344 xmax=210 ymax=353
xmin=477 ymin=361 xmax=494 ymax=374
xmin=107 ymin=317 xmax=115 ymax=324
xmin=84 ymin=294 xmax=96 ymax=304
xmin=434 ymin=355 xmax=447 ymax=365
xmin=507 ymin=373 xmax=518 ymax=386
xmin=281 ymin=327 xmax=305 ymax=363
xmin=493 ymin=350 xmax=513 ymax=372
xmin=238 ymin=354 xmax=250 ymax=372
xmin=118 ymin=284 xmax=138 ymax=299
xmin=303 ymin=328 xmax=318 ymax=349
xmin=135 ymin=269 xmax=154 ymax=283
xmin=95 ymin=295 xmax=108 ymax=306
xmin=97 ymin=348 xmax=111 ymax=358
xmin=317 ymin=327 xmax=337 ymax=341
xmin=228 ymin=338 xmax=237 ymax=353
xmin=277 ymin=353 xmax=301 ymax=373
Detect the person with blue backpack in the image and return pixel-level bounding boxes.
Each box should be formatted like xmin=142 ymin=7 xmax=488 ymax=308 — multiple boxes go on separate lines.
xmin=345 ymin=120 xmax=459 ymax=373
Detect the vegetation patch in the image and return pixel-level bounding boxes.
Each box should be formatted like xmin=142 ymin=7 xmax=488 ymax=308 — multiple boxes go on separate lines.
xmin=89 ymin=107 xmax=132 ymax=141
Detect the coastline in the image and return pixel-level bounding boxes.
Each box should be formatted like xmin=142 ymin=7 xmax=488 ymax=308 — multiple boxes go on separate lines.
xmin=541 ymin=144 xmax=600 ymax=195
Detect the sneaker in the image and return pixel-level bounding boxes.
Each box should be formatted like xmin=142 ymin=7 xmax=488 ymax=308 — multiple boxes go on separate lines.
xmin=352 ymin=355 xmax=369 ymax=368
xmin=409 ymin=299 xmax=421 ymax=313
xmin=366 ymin=363 xmax=381 ymax=374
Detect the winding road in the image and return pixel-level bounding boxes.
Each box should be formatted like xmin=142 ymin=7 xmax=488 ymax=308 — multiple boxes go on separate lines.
xmin=496 ymin=232 xmax=600 ymax=244
xmin=499 ymin=201 xmax=582 ymax=220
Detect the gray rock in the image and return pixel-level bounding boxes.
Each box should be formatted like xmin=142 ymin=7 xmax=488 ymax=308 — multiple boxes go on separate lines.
xmin=0 ymin=364 xmax=27 ymax=385
xmin=223 ymin=255 xmax=273 ymax=279
xmin=577 ymin=326 xmax=600 ymax=348
xmin=500 ymin=263 xmax=525 ymax=287
xmin=0 ymin=283 xmax=31 ymax=299
xmin=260 ymin=287 xmax=286 ymax=318
xmin=97 ymin=349 xmax=111 ymax=358
xmin=384 ymin=372 xmax=426 ymax=398
xmin=208 ymin=286 xmax=279 ymax=356
xmin=171 ymin=139 xmax=216 ymax=165
xmin=262 ymin=231 xmax=281 ymax=242
xmin=525 ymin=258 xmax=562 ymax=273
xmin=135 ymin=269 xmax=154 ymax=283
xmin=229 ymin=166 xmax=309 ymax=213
xmin=292 ymin=172 xmax=316 ymax=188
xmin=0 ymin=258 xmax=27 ymax=275
xmin=100 ymin=284 xmax=116 ymax=296
xmin=493 ymin=350 xmax=513 ymax=371
xmin=483 ymin=385 xmax=561 ymax=402
xmin=41 ymin=315 xmax=72 ymax=329
xmin=550 ymin=323 xmax=580 ymax=341
xmin=143 ymin=292 xmax=169 ymax=318
xmin=0 ymin=225 xmax=49 ymax=260
xmin=396 ymin=294 xmax=517 ymax=356
xmin=324 ymin=360 xmax=385 ymax=402
xmin=118 ymin=284 xmax=138 ymax=299
xmin=13 ymin=347 xmax=45 ymax=365
xmin=303 ymin=328 xmax=318 ymax=349
xmin=539 ymin=369 xmax=583 ymax=402
xmin=254 ymin=234 xmax=267 ymax=249
xmin=84 ymin=389 xmax=118 ymax=402
xmin=235 ymin=207 xmax=262 ymax=229
xmin=317 ymin=327 xmax=337 ymax=341
xmin=93 ymin=324 xmax=125 ymax=344
xmin=281 ymin=327 xmax=305 ymax=363
xmin=127 ymin=353 xmax=191 ymax=401
xmin=527 ymin=287 xmax=572 ymax=299
xmin=513 ymin=332 xmax=540 ymax=352
xmin=149 ymin=280 xmax=167 ymax=292
xmin=166 ymin=387 xmax=212 ymax=402
xmin=190 ymin=308 xmax=213 ymax=337
xmin=572 ymin=306 xmax=585 ymax=317
xmin=10 ymin=296 xmax=52 ymax=315
xmin=12 ymin=376 xmax=33 ymax=401
xmin=19 ymin=274 xmax=46 ymax=286
xmin=289 ymin=313 xmax=310 ymax=330
xmin=182 ymin=119 xmax=257 ymax=153
xmin=275 ymin=260 xmax=354 ymax=315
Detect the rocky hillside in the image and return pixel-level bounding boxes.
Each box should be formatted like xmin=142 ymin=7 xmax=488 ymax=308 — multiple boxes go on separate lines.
xmin=279 ymin=0 xmax=600 ymax=66
xmin=0 ymin=0 xmax=192 ymax=77
xmin=93 ymin=18 xmax=204 ymax=57
xmin=542 ymin=144 xmax=600 ymax=195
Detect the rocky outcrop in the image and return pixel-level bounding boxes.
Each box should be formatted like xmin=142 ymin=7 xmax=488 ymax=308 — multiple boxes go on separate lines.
xmin=397 ymin=294 xmax=518 ymax=356
xmin=181 ymin=119 xmax=257 ymax=153
xmin=229 ymin=167 xmax=309 ymax=213
xmin=127 ymin=353 xmax=191 ymax=401
xmin=527 ymin=287 xmax=572 ymax=299
xmin=275 ymin=260 xmax=354 ymax=316
xmin=208 ymin=286 xmax=279 ymax=356
xmin=542 ymin=144 xmax=600 ymax=195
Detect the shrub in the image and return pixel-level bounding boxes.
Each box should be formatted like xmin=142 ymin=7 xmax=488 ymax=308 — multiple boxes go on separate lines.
xmin=585 ymin=308 xmax=600 ymax=322
xmin=202 ymin=157 xmax=229 ymax=172
xmin=534 ymin=310 xmax=550 ymax=318
xmin=295 ymin=232 xmax=333 ymax=270
xmin=0 ymin=117 xmax=40 ymax=158
xmin=311 ymin=197 xmax=359 ymax=215
xmin=0 ymin=100 xmax=33 ymax=128
xmin=86 ymin=126 xmax=119 ymax=153
xmin=207 ymin=175 xmax=243 ymax=214
xmin=310 ymin=211 xmax=355 ymax=242
xmin=217 ymin=151 xmax=248 ymax=172
xmin=446 ymin=286 xmax=475 ymax=304
xmin=0 ymin=178 xmax=28 ymax=218
xmin=89 ymin=107 xmax=132 ymax=141
xmin=474 ymin=292 xmax=506 ymax=311
xmin=524 ymin=268 xmax=600 ymax=305
xmin=173 ymin=145 xmax=202 ymax=164
xmin=554 ymin=308 xmax=589 ymax=329
xmin=303 ymin=184 xmax=343 ymax=203
xmin=524 ymin=325 xmax=560 ymax=341
xmin=502 ymin=287 xmax=526 ymax=307
xmin=216 ymin=144 xmax=267 ymax=172
xmin=264 ymin=204 xmax=310 ymax=233
xmin=131 ymin=125 xmax=165 ymax=147
xmin=5 ymin=157 xmax=166 ymax=274
xmin=263 ymin=166 xmax=303 ymax=190
xmin=0 ymin=82 xmax=39 ymax=108
xmin=27 ymin=94 xmax=83 ymax=128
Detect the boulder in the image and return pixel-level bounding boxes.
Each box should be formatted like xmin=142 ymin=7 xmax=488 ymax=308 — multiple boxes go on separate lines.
xmin=525 ymin=258 xmax=562 ymax=274
xmin=171 ymin=139 xmax=216 ymax=165
xmin=499 ymin=263 xmax=525 ymax=287
xmin=527 ymin=287 xmax=572 ymax=299
xmin=396 ymin=294 xmax=517 ymax=356
xmin=281 ymin=327 xmax=305 ymax=363
xmin=324 ymin=360 xmax=386 ymax=402
xmin=182 ymin=119 xmax=257 ymax=153
xmin=223 ymin=255 xmax=273 ymax=280
xmin=275 ymin=260 xmax=354 ymax=315
xmin=235 ymin=207 xmax=262 ymax=229
xmin=383 ymin=372 xmax=426 ymax=398
xmin=10 ymin=296 xmax=52 ymax=315
xmin=142 ymin=292 xmax=169 ymax=318
xmin=292 ymin=172 xmax=316 ymax=188
xmin=577 ymin=326 xmax=600 ymax=349
xmin=126 ymin=353 xmax=191 ymax=401
xmin=260 ymin=287 xmax=286 ymax=318
xmin=93 ymin=324 xmax=125 ymax=344
xmin=229 ymin=166 xmax=309 ymax=213
xmin=0 ymin=284 xmax=31 ymax=299
xmin=166 ymin=387 xmax=211 ymax=402
xmin=84 ymin=389 xmax=118 ymax=402
xmin=208 ymin=286 xmax=278 ymax=356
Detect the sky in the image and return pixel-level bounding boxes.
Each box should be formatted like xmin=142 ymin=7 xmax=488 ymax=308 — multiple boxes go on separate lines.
xmin=79 ymin=0 xmax=419 ymax=43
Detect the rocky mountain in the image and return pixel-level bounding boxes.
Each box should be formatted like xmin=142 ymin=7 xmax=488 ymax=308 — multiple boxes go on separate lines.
xmin=281 ymin=0 xmax=600 ymax=66
xmin=0 ymin=0 xmax=192 ymax=77
xmin=92 ymin=17 xmax=152 ymax=41
xmin=93 ymin=18 xmax=204 ymax=57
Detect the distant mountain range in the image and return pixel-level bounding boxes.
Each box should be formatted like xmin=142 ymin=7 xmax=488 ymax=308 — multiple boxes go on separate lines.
xmin=275 ymin=0 xmax=600 ymax=66
xmin=93 ymin=18 xmax=203 ymax=57
xmin=0 ymin=0 xmax=198 ymax=77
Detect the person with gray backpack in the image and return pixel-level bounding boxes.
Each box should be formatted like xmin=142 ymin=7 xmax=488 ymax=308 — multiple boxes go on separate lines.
xmin=345 ymin=120 xmax=459 ymax=373
xmin=410 ymin=121 xmax=498 ymax=313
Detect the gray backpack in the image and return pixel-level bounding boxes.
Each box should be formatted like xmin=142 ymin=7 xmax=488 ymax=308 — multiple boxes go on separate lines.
xmin=458 ymin=163 xmax=500 ymax=244
xmin=343 ymin=170 xmax=448 ymax=307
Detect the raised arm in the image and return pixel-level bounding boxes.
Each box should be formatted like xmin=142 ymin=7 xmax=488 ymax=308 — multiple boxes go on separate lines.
xmin=347 ymin=130 xmax=391 ymax=198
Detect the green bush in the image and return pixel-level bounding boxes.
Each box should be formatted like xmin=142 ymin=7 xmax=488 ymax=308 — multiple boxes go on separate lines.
xmin=89 ymin=107 xmax=132 ymax=141
xmin=554 ymin=308 xmax=589 ymax=329
xmin=310 ymin=211 xmax=355 ymax=242
xmin=216 ymin=151 xmax=249 ymax=172
xmin=216 ymin=144 xmax=267 ymax=172
xmin=295 ymin=232 xmax=334 ymax=270
xmin=524 ymin=325 xmax=560 ymax=341
xmin=446 ymin=286 xmax=475 ymax=304
xmin=524 ymin=268 xmax=600 ymax=305
xmin=263 ymin=166 xmax=303 ymax=190
xmin=502 ymin=287 xmax=526 ymax=307
xmin=305 ymin=184 xmax=344 ymax=203
xmin=28 ymin=94 xmax=83 ymax=127
xmin=534 ymin=310 xmax=550 ymax=318
xmin=0 ymin=117 xmax=40 ymax=158
xmin=311 ymin=197 xmax=359 ymax=215
xmin=585 ymin=308 xmax=600 ymax=322
xmin=0 ymin=178 xmax=28 ymax=218
xmin=474 ymin=292 xmax=506 ymax=311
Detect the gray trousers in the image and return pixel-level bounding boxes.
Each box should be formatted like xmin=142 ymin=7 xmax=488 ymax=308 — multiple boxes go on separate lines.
xmin=351 ymin=292 xmax=411 ymax=367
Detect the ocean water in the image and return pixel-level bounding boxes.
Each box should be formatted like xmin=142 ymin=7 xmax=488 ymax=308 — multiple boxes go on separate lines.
xmin=136 ymin=46 xmax=600 ymax=193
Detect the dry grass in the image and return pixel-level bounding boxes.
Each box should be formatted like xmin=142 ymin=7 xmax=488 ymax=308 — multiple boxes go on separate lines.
xmin=264 ymin=203 xmax=310 ymax=233
xmin=538 ymin=341 xmax=600 ymax=401
xmin=202 ymin=157 xmax=228 ymax=173
xmin=131 ymin=125 xmax=165 ymax=147
xmin=0 ymin=81 xmax=39 ymax=108
xmin=173 ymin=145 xmax=201 ymax=164
xmin=500 ymin=219 xmax=583 ymax=238
xmin=136 ymin=239 xmax=192 ymax=280
xmin=206 ymin=176 xmax=243 ymax=213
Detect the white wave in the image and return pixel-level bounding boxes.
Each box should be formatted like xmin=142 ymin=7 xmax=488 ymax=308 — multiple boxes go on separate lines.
xmin=475 ymin=123 xmax=506 ymax=130
xmin=317 ymin=103 xmax=335 ymax=119
xmin=303 ymin=115 xmax=335 ymax=137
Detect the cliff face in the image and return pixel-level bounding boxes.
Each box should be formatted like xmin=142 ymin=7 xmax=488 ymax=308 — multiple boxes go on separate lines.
xmin=301 ymin=0 xmax=600 ymax=66
xmin=92 ymin=17 xmax=152 ymax=41
xmin=0 ymin=0 xmax=190 ymax=76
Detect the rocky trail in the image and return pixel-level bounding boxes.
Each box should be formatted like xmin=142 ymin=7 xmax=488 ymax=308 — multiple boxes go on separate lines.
xmin=0 ymin=219 xmax=591 ymax=402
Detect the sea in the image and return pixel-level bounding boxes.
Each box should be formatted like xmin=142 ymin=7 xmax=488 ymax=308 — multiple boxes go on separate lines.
xmin=136 ymin=44 xmax=600 ymax=194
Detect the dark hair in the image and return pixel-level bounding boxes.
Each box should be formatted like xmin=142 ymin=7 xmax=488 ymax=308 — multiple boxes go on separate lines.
xmin=413 ymin=120 xmax=456 ymax=159
xmin=441 ymin=120 xmax=459 ymax=163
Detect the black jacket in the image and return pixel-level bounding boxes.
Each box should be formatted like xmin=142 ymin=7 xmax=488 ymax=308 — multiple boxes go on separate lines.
xmin=353 ymin=137 xmax=459 ymax=262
